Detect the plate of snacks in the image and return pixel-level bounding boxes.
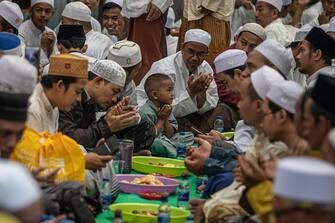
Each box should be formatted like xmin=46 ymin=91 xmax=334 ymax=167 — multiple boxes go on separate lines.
xmin=132 ymin=156 xmax=187 ymax=176
xmin=111 ymin=203 xmax=190 ymax=223
xmin=115 ymin=174 xmax=179 ymax=194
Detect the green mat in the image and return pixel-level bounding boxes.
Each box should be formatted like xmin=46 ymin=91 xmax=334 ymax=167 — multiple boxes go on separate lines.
xmin=96 ymin=172 xmax=201 ymax=223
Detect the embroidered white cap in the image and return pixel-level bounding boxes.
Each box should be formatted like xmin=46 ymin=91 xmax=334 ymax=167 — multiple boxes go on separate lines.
xmin=91 ymin=59 xmax=127 ymax=87
xmin=240 ymin=23 xmax=267 ymax=41
xmin=250 ymin=65 xmax=285 ymax=99
xmin=274 ymin=157 xmax=335 ymax=204
xmin=257 ymin=0 xmax=282 ymax=11
xmin=184 ymin=29 xmax=211 ymax=47
xmin=62 ymin=2 xmax=91 ymax=22
xmin=108 ymin=40 xmax=142 ymax=68
xmin=0 ymin=1 xmax=23 ymax=29
xmin=31 ymin=0 xmax=54 ymax=8
xmin=214 ymin=49 xmax=247 ymax=73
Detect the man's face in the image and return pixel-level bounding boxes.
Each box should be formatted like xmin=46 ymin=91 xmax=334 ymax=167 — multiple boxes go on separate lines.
xmin=182 ymin=42 xmax=208 ymax=73
xmin=256 ymin=2 xmax=277 ymax=27
xmin=262 ymin=98 xmax=281 ymax=141
xmin=102 ymin=7 xmax=122 ymax=36
xmin=242 ymin=50 xmax=266 ymax=77
xmin=155 ymin=79 xmax=174 ymax=105
xmin=31 ymin=3 xmax=54 ymax=29
xmin=236 ymin=31 xmax=263 ymax=54
xmin=79 ymin=0 xmax=100 ymax=9
xmin=216 ymin=71 xmax=241 ymax=95
xmin=93 ymin=80 xmax=122 ymax=109
xmin=296 ymin=41 xmax=315 ymax=75
xmin=238 ymin=79 xmax=260 ymax=126
xmin=0 ymin=119 xmax=25 ymax=159
xmin=57 ymin=79 xmax=87 ymax=112
xmin=322 ymin=0 xmax=335 ymax=18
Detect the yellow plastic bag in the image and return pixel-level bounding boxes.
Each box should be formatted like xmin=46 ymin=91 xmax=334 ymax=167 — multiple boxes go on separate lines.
xmin=11 ymin=128 xmax=85 ymax=184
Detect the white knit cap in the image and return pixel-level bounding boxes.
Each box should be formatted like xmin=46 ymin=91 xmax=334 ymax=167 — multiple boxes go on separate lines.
xmin=250 ymin=65 xmax=285 ymax=99
xmin=108 ymin=40 xmax=142 ymax=68
xmin=0 ymin=161 xmax=41 ymax=212
xmin=214 ymin=49 xmax=247 ymax=73
xmin=0 ymin=55 xmax=37 ymax=94
xmin=255 ymin=39 xmax=293 ymax=76
xmin=257 ymin=0 xmax=282 ymax=11
xmin=240 ymin=23 xmax=267 ymax=41
xmin=62 ymin=2 xmax=91 ymax=22
xmin=31 ymin=0 xmax=54 ymax=8
xmin=91 ymin=60 xmax=127 ymax=87
xmin=165 ymin=7 xmax=175 ymax=29
xmin=184 ymin=29 xmax=211 ymax=47
xmin=274 ymin=157 xmax=335 ymax=204
xmin=267 ymin=80 xmax=304 ymax=114
xmin=282 ymin=0 xmax=292 ymax=6
xmin=105 ymin=0 xmax=123 ymax=8
xmin=0 ymin=1 xmax=23 ymax=29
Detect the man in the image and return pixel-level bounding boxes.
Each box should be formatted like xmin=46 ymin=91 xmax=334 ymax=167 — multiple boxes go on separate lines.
xmin=274 ymin=157 xmax=335 ymax=223
xmin=137 ymin=29 xmax=220 ymax=132
xmin=78 ymin=0 xmax=102 ymax=32
xmin=108 ymin=40 xmax=142 ymax=105
xmin=304 ymin=74 xmax=335 ymax=150
xmin=58 ymin=59 xmax=138 ymax=149
xmin=243 ymin=39 xmax=293 ymax=77
xmin=255 ymin=0 xmax=294 ymax=46
xmin=27 ymin=54 xmax=88 ymax=134
xmin=18 ymin=0 xmax=56 ymax=65
xmin=0 ymin=32 xmax=22 ymax=56
xmin=178 ymin=0 xmax=235 ymax=64
xmin=57 ymin=24 xmax=97 ymax=70
xmin=102 ymin=0 xmax=126 ymax=42
xmin=123 ymin=0 xmax=172 ymax=84
xmin=58 ymin=1 xmax=113 ymax=60
xmin=297 ymin=27 xmax=335 ymax=87
xmin=0 ymin=0 xmax=23 ymax=34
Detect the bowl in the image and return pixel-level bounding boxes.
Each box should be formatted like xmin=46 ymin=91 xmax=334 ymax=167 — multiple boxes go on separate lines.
xmin=110 ymin=203 xmax=190 ymax=223
xmin=132 ymin=156 xmax=187 ymax=177
xmin=115 ymin=174 xmax=179 ymax=194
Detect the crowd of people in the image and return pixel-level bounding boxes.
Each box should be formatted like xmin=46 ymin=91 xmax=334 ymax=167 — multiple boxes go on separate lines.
xmin=0 ymin=0 xmax=335 ymax=222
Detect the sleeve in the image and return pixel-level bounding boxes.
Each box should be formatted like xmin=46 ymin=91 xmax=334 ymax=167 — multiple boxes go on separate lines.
xmin=151 ymin=0 xmax=173 ymax=13
xmin=198 ymin=77 xmax=219 ymax=114
xmin=172 ymin=90 xmax=199 ymax=118
xmin=246 ymin=181 xmax=276 ymax=223
xmin=58 ymin=110 xmax=111 ymax=148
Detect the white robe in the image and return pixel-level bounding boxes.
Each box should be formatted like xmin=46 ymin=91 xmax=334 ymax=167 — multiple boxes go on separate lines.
xmin=166 ymin=35 xmax=178 ymax=56
xmin=122 ymin=0 xmax=172 ymax=18
xmin=265 ymin=18 xmax=294 ymax=46
xmin=91 ymin=16 xmax=102 ymax=33
xmin=18 ymin=19 xmax=58 ymax=65
xmin=85 ymin=30 xmax=113 ymax=60
xmin=136 ymin=51 xmax=219 ymax=118
xmin=306 ymin=66 xmax=335 ymax=88
xmin=231 ymin=6 xmax=255 ymax=38
xmin=301 ymin=1 xmax=323 ymax=26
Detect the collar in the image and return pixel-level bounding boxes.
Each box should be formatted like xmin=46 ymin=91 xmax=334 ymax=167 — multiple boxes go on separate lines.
xmin=27 ymin=19 xmax=45 ymax=34
xmin=36 ymin=83 xmax=54 ymax=113
xmin=307 ymin=66 xmax=335 ymax=86
xmin=175 ymin=51 xmax=201 ymax=76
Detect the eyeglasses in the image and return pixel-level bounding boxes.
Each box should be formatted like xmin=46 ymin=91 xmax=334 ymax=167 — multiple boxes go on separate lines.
xmin=184 ymin=48 xmax=208 ymax=58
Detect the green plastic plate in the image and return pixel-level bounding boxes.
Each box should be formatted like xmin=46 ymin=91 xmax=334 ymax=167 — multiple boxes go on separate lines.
xmin=223 ymin=131 xmax=234 ymax=140
xmin=110 ymin=203 xmax=190 ymax=223
xmin=132 ymin=156 xmax=187 ymax=176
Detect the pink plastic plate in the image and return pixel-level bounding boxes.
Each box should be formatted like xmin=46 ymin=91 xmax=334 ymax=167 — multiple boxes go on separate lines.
xmin=115 ymin=174 xmax=180 ymax=195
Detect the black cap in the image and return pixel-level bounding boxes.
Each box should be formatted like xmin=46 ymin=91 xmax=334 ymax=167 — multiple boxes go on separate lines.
xmin=305 ymin=27 xmax=335 ymax=59
xmin=311 ymin=74 xmax=335 ymax=115
xmin=57 ymin=24 xmax=86 ymax=41
xmin=0 ymin=92 xmax=30 ymax=122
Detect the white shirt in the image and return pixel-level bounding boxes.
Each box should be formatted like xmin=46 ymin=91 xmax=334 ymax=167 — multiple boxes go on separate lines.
xmin=122 ymin=0 xmax=172 ymax=18
xmin=231 ymin=6 xmax=255 ymax=37
xmin=307 ymin=66 xmax=335 ymax=88
xmin=27 ymin=83 xmax=59 ymax=134
xmin=166 ymin=35 xmax=178 ymax=56
xmin=18 ymin=19 xmax=58 ymax=65
xmin=91 ymin=17 xmax=102 ymax=32
xmin=301 ymin=1 xmax=323 ymax=26
xmin=265 ymin=18 xmax=294 ymax=46
xmin=85 ymin=30 xmax=113 ymax=59
xmin=136 ymin=51 xmax=219 ymax=118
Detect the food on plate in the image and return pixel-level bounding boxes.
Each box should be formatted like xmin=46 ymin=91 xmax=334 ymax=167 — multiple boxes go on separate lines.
xmin=132 ymin=210 xmax=157 ymax=216
xmin=121 ymin=175 xmax=164 ymax=186
xmin=148 ymin=162 xmax=181 ymax=168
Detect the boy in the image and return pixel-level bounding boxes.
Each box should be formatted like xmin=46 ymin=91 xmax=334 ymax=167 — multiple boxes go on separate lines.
xmin=140 ymin=73 xmax=178 ymax=158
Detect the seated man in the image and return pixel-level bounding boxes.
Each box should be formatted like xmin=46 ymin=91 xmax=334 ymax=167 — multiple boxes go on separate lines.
xmin=137 ymin=29 xmax=223 ymax=132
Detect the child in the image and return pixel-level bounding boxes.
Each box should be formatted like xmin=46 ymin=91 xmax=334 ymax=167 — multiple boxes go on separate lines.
xmin=140 ymin=73 xmax=178 ymax=158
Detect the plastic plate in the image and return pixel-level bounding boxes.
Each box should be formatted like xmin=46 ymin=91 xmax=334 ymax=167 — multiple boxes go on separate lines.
xmin=223 ymin=131 xmax=234 ymax=140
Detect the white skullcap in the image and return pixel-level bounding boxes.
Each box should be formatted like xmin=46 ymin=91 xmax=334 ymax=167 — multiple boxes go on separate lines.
xmin=184 ymin=29 xmax=211 ymax=47
xmin=267 ymin=81 xmax=304 ymax=114
xmin=282 ymin=0 xmax=292 ymax=6
xmin=0 ymin=1 xmax=23 ymax=29
xmin=62 ymin=2 xmax=91 ymax=22
xmin=0 ymin=32 xmax=22 ymax=56
xmin=31 ymin=0 xmax=54 ymax=8
xmin=250 ymin=65 xmax=285 ymax=99
xmin=0 ymin=161 xmax=41 ymax=212
xmin=91 ymin=60 xmax=126 ymax=87
xmin=165 ymin=7 xmax=175 ymax=29
xmin=240 ymin=23 xmax=267 ymax=41
xmin=257 ymin=0 xmax=282 ymax=11
xmin=274 ymin=157 xmax=335 ymax=204
xmin=105 ymin=0 xmax=123 ymax=8
xmin=108 ymin=40 xmax=142 ymax=68
xmin=214 ymin=49 xmax=247 ymax=73
xmin=328 ymin=128 xmax=335 ymax=150
xmin=0 ymin=55 xmax=37 ymax=94
xmin=255 ymin=39 xmax=293 ymax=76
